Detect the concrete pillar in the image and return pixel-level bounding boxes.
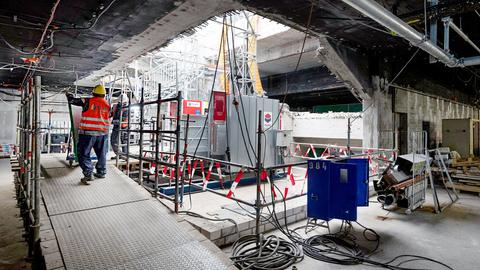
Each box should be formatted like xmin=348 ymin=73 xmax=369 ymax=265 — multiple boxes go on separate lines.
xmin=362 ymin=76 xmax=394 ymax=150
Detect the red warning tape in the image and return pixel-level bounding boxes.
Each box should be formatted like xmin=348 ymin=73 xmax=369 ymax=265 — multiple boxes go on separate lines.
xmin=260 ymin=170 xmax=277 ymax=199
xmin=226 ymin=169 xmax=244 ymax=198
xmin=284 ymin=166 xmax=296 ymax=199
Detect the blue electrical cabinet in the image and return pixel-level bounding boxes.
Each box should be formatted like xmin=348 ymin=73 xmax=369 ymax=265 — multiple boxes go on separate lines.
xmin=307 ymin=158 xmax=369 ymax=221
xmin=339 ymin=158 xmax=370 ymax=207
xmin=307 ymin=160 xmax=331 ymax=221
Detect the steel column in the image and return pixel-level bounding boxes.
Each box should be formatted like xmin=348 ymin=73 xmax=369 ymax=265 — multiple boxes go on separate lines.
xmin=33 ymin=75 xmax=41 ymax=251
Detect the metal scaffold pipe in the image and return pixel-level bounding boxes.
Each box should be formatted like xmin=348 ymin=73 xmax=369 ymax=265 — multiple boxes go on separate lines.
xmin=255 ymin=110 xmax=262 ymax=238
xmin=33 ymin=75 xmax=41 ymax=250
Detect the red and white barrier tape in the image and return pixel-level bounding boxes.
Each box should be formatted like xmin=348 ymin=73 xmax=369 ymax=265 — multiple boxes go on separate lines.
xmin=300 ymin=169 xmax=308 ymax=195
xmin=215 ymin=162 xmax=224 ymax=188
xmin=321 ymin=147 xmax=330 ymax=158
xmin=284 ymin=166 xmax=296 ymax=199
xmin=203 ymin=161 xmax=214 ymax=191
xmin=260 ymin=170 xmax=277 ymax=199
xmin=226 ymin=169 xmax=245 ymax=198
xmin=199 ymin=160 xmax=206 ymax=189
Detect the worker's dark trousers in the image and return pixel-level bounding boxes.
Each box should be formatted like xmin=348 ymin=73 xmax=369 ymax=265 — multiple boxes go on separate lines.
xmin=110 ymin=128 xmax=127 ymax=155
xmin=78 ymin=134 xmax=108 ymax=177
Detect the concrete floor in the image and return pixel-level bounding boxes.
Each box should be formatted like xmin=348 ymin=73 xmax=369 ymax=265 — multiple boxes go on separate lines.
xmin=222 ymin=190 xmax=480 ymax=269
xmin=0 ymin=159 xmax=30 ymax=270
xmin=42 ymin=154 xmax=480 ymax=269
xmin=158 ymin=164 xmax=480 ymax=269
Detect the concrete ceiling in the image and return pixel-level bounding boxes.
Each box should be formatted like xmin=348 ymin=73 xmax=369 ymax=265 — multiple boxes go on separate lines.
xmin=259 ymin=50 xmax=320 ymax=77
xmin=0 ymin=0 xmax=478 ymax=93
xmin=257 ymin=29 xmax=321 ymax=76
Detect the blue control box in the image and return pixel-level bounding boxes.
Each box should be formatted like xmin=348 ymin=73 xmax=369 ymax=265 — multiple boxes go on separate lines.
xmin=307 ymin=158 xmax=369 ymax=221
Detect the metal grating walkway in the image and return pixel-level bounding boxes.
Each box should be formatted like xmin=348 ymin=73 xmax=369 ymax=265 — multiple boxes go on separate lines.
xmin=42 ymin=165 xmax=148 ymax=216
xmin=40 ymin=155 xmax=231 ymax=270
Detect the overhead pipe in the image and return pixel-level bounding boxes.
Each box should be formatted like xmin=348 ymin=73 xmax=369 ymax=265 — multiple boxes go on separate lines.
xmin=462 ymin=56 xmax=480 ymax=66
xmin=445 ymin=18 xmax=480 ymax=55
xmin=342 ymin=0 xmax=462 ymax=67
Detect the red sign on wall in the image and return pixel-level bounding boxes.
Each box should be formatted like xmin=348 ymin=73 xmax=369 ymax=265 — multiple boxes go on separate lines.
xmin=182 ymin=100 xmax=203 ymax=115
xmin=213 ymin=91 xmax=226 ymax=123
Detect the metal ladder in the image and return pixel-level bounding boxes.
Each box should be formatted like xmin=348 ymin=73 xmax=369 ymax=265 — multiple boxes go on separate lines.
xmin=426 ymin=148 xmax=459 ymax=213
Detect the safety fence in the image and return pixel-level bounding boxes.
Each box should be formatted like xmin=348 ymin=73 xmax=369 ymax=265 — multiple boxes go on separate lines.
xmin=288 ymin=142 xmax=398 ymax=176
xmin=40 ymin=120 xmax=70 ymax=153
xmin=0 ymin=143 xmax=15 ymax=157
xmin=115 ymin=106 xmax=311 ymax=236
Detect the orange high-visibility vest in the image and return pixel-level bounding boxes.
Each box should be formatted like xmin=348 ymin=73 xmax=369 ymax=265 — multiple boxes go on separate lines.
xmin=79 ymin=97 xmax=111 ymax=132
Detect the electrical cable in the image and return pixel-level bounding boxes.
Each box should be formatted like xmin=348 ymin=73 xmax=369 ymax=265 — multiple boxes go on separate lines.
xmin=0 ymin=31 xmax=56 ymax=55
xmin=186 ymin=15 xmax=228 ymax=210
xmin=225 ymin=15 xmax=256 ymax=165
xmin=230 ymin=234 xmax=303 ymax=270
xmin=178 ymin=210 xmax=238 ymax=232
xmin=264 ymin=1 xmax=315 ymax=133
xmin=0 ymin=62 xmax=76 ymax=74
xmin=191 ymin=15 xmax=225 ymax=159
xmin=20 ymin=0 xmax=62 ymax=89
xmin=386 ymin=47 xmax=421 ymax=89
xmin=256 ymin=180 xmax=453 ymax=270
xmin=56 ymin=0 xmax=118 ymax=31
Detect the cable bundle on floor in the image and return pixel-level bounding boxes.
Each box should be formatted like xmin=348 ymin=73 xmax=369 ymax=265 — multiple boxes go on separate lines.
xmin=302 ymin=233 xmax=363 ymax=265
xmin=230 ymin=234 xmax=303 ymax=270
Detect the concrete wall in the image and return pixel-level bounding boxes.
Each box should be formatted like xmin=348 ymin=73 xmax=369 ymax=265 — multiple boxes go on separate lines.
xmin=292 ymin=112 xmax=363 ymax=146
xmin=394 ymin=87 xmax=479 ymax=148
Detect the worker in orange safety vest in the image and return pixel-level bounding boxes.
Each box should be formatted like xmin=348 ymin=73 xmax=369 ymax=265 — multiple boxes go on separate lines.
xmin=66 ymin=85 xmax=111 ymax=185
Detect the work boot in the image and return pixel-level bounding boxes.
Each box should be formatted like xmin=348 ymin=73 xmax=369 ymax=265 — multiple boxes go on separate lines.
xmin=94 ymin=173 xmax=106 ymax=179
xmin=80 ymin=175 xmax=93 ymax=185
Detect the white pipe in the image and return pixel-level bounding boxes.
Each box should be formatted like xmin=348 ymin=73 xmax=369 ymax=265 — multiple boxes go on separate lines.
xmin=342 ymin=0 xmax=461 ymax=67
xmin=462 ymin=56 xmax=480 ymax=66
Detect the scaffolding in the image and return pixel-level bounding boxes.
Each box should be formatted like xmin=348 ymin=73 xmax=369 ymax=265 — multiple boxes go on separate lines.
xmin=41 ymin=115 xmax=70 ymax=153
xmin=107 ymin=13 xmax=304 ymax=237
xmin=14 ymin=76 xmax=42 ymax=257
xmin=114 ymin=82 xmax=184 ymax=212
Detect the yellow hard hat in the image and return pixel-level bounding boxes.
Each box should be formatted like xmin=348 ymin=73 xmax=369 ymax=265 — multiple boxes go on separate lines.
xmin=92 ymin=85 xmax=106 ymax=95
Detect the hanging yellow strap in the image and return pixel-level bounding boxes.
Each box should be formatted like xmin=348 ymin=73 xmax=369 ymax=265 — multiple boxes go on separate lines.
xmin=219 ymin=23 xmax=230 ymax=95
xmin=247 ymin=15 xmax=264 ymax=96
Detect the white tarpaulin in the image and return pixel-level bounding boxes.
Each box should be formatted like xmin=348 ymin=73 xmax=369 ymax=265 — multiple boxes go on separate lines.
xmin=0 ymin=103 xmax=17 ymax=145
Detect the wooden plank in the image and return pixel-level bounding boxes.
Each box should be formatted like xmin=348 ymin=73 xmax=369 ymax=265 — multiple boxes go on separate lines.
xmin=446 ymin=182 xmax=480 ymax=195
xmin=452 ymin=174 xmax=480 ymax=181
xmin=457 ymin=179 xmax=480 ymax=186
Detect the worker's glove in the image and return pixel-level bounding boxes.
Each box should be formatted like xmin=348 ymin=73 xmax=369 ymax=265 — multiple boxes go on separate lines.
xmin=65 ymin=92 xmax=74 ymax=103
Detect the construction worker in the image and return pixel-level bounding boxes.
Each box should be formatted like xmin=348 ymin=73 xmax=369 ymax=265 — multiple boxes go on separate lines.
xmin=111 ymin=93 xmax=129 ymax=158
xmin=66 ymin=85 xmax=111 ymax=185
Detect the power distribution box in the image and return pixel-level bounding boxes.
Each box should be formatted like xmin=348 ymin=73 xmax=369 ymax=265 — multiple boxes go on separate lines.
xmin=307 ymin=158 xmax=369 ymax=221
xmin=275 ymin=130 xmax=292 ymax=147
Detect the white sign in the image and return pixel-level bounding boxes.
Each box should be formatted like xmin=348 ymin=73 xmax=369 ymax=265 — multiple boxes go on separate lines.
xmin=264 ymin=111 xmax=273 ymax=129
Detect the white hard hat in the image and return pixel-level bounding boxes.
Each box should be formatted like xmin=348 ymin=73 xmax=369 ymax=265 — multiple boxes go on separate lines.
xmin=120 ymin=93 xmax=128 ymax=104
